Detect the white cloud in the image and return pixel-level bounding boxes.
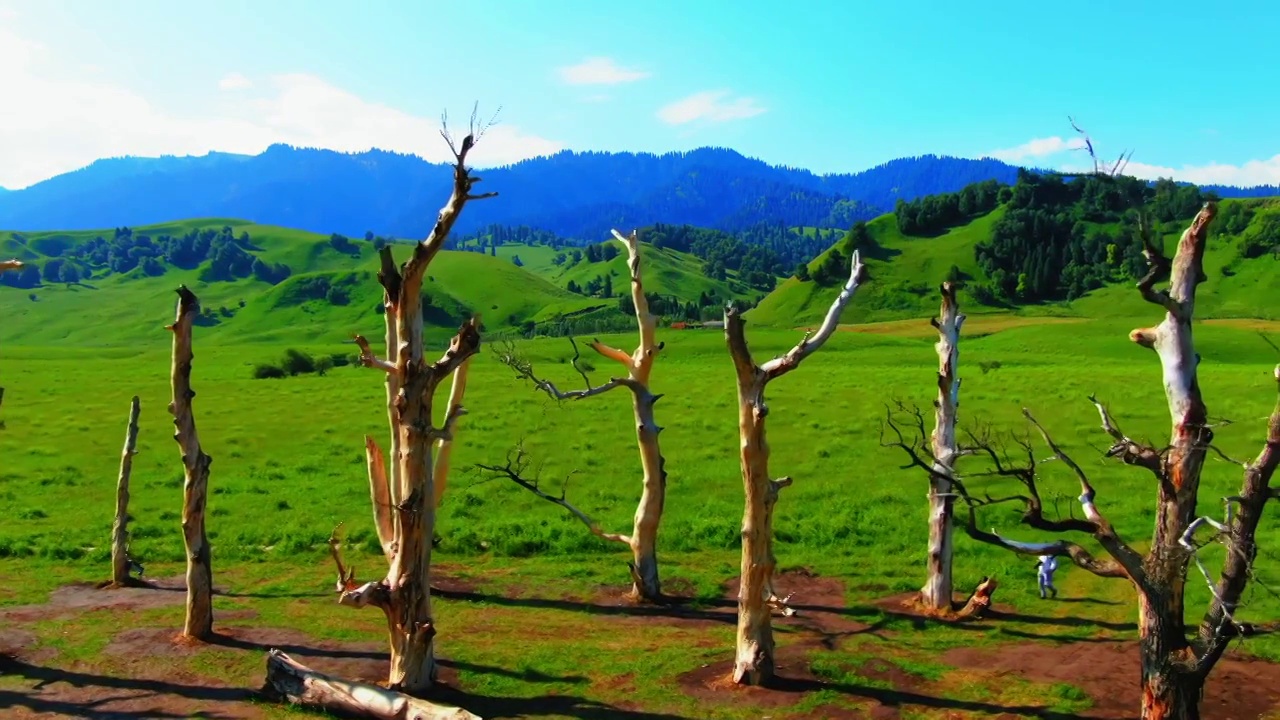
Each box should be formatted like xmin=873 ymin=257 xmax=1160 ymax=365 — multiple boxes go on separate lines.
xmin=0 ymin=25 xmax=564 ymax=189
xmin=985 ymin=136 xmax=1086 ymax=162
xmin=218 ymin=72 xmax=253 ymax=91
xmin=656 ymin=90 xmax=766 ymax=125
xmin=558 ymin=57 xmax=650 ymax=86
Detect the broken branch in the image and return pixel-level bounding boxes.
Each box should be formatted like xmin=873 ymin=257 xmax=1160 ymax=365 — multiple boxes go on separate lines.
xmin=476 ymin=444 xmax=631 ymax=546
xmin=264 ymin=649 xmax=480 ymax=720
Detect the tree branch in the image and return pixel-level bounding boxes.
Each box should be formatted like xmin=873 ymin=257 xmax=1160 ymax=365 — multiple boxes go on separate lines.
xmin=362 ymin=436 xmax=396 ymax=562
xmin=760 ymin=250 xmax=867 ymax=381
xmin=610 ymin=228 xmax=662 ymax=373
xmin=1021 ymin=408 xmax=1148 ymax=584
xmin=475 ymin=444 xmax=631 ymax=546
xmin=1194 ymin=364 xmax=1280 ymax=675
xmin=433 ymin=357 xmax=471 ymax=508
xmin=401 ymin=109 xmax=500 ymax=289
xmin=1088 ymin=393 xmax=1165 ymax=477
xmin=353 ymin=335 xmax=397 ymax=373
xmin=430 ymin=317 xmax=482 ymax=382
xmin=497 ymin=337 xmax=627 ymax=401
xmin=327 ymin=523 xmax=358 ymax=593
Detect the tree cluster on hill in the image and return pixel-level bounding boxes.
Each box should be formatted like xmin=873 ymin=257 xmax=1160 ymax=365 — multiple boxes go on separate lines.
xmin=0 ymin=226 xmax=296 ymax=288
xmin=894 ymin=179 xmax=1004 ymax=236
xmin=454 ymin=224 xmax=567 ymax=251
xmin=971 ymin=171 xmax=1218 ymax=302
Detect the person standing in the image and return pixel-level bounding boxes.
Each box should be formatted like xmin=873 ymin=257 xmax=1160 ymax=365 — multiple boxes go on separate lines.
xmin=1035 ymin=554 xmax=1058 ymax=599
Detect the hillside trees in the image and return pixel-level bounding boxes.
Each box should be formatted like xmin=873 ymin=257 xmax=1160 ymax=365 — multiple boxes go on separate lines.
xmin=957 ymin=203 xmax=1280 ymax=719
xmin=724 ymin=248 xmax=867 ymax=685
xmin=168 ymin=286 xmax=214 ymax=640
xmin=492 ymin=229 xmax=670 ymax=601
xmin=304 ymin=118 xmax=494 ymax=700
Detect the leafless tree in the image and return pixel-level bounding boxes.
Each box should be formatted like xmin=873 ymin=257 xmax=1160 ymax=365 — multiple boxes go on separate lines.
xmin=494 ymin=229 xmax=668 ymax=601
xmin=168 ymin=286 xmax=214 ymax=640
xmin=940 ymin=203 xmax=1280 ymax=719
xmin=882 ymin=282 xmax=998 ymax=618
xmin=724 ymin=249 xmax=867 ymax=685
xmin=110 ymin=396 xmax=142 ymax=587
xmin=274 ymin=112 xmax=495 ymax=713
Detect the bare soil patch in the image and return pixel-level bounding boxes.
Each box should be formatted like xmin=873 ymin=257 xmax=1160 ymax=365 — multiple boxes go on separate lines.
xmin=0 ymin=576 xmax=186 ymax=623
xmin=945 ymin=640 xmax=1280 ymax=719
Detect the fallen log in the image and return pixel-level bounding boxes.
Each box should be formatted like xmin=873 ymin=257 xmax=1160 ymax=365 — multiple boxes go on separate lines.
xmin=264 ymin=649 xmax=481 ymax=720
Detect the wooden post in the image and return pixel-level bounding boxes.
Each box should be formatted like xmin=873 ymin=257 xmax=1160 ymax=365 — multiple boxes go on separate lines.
xmin=111 ymin=396 xmax=141 ymax=587
xmin=168 ymin=285 xmax=213 ymax=640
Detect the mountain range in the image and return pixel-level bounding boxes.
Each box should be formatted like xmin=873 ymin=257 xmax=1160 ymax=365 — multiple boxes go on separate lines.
xmin=5 ymin=145 xmax=1275 ymax=242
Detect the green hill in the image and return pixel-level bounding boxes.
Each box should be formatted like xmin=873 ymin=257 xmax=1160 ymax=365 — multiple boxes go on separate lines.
xmin=491 ymin=241 xmax=763 ymax=306
xmin=0 ymin=219 xmax=607 ymax=347
xmin=751 ymin=189 xmax=1280 ymax=328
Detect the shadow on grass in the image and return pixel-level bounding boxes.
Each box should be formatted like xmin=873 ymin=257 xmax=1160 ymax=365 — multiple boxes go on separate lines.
xmin=757 ymin=674 xmax=1097 ymax=720
xmin=432 ymin=586 xmax=740 ymax=625
xmin=435 ymin=688 xmax=699 ymax=720
xmin=0 ymin=655 xmax=248 ymax=719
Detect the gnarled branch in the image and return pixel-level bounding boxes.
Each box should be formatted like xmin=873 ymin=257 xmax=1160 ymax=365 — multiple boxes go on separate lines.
xmin=475 ymin=444 xmax=631 ymax=546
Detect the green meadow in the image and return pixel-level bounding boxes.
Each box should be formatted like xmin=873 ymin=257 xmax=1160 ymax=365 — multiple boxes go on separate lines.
xmin=3 ymin=203 xmax=1280 ymax=718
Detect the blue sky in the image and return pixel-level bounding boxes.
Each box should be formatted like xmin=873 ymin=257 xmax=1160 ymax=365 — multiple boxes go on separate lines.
xmin=2 ymin=0 xmax=1278 ymax=188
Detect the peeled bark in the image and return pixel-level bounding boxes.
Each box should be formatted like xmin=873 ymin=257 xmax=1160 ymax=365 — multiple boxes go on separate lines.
xmin=168 ymin=286 xmax=213 ymax=640
xmin=340 ymin=130 xmax=491 ymax=695
xmin=265 ymin=649 xmax=480 ymax=720
xmin=111 ymin=396 xmax=141 ymax=587
xmin=724 ymin=249 xmax=867 ymax=685
xmin=920 ymin=281 xmax=964 ymax=611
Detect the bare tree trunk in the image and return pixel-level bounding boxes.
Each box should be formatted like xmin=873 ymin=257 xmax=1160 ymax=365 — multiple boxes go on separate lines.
xmin=265 ymin=650 xmax=481 ymax=720
xmin=111 ymin=396 xmax=141 ymax=587
xmin=724 ymin=250 xmax=867 ymax=686
xmin=335 ymin=125 xmax=492 ymax=697
xmin=920 ymin=281 xmax=963 ymax=611
xmin=168 ymin=286 xmax=213 ymax=640
xmin=1127 ymin=207 xmax=1216 ymax=719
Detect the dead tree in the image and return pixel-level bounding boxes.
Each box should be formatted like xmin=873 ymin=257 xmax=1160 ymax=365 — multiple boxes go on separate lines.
xmin=496 ymin=229 xmax=668 ymax=601
xmin=724 ymin=249 xmax=867 ymax=686
xmin=920 ymin=281 xmax=964 ymax=611
xmin=314 ymin=115 xmax=494 ymax=697
xmin=952 ymin=203 xmax=1280 ymax=719
xmin=265 ymin=650 xmax=481 ymax=720
xmin=168 ymin=286 xmax=213 ymax=640
xmin=110 ymin=396 xmax=142 ymax=587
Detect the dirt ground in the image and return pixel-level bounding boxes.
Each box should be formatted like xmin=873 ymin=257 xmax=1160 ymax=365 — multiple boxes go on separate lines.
xmin=3 ymin=571 xmax=1280 ymax=719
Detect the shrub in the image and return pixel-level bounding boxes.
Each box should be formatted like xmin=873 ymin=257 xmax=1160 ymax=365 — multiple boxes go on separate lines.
xmin=253 ymin=364 xmax=286 ymax=379
xmin=281 ymin=348 xmax=317 ymax=376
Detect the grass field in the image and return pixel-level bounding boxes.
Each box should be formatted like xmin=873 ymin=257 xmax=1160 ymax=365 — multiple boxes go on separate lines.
xmin=4 ymin=291 xmax=1280 ymax=717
